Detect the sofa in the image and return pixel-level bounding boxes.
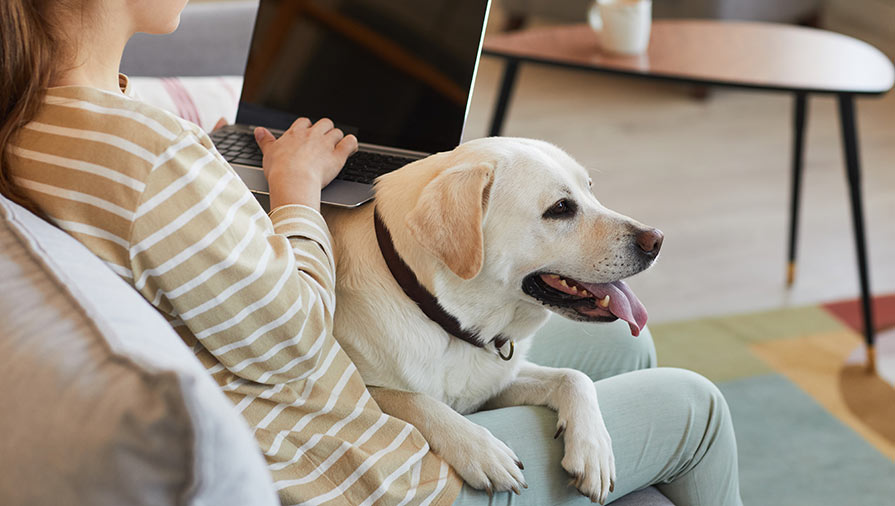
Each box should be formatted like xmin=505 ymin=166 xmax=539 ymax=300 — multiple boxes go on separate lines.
xmin=0 ymin=2 xmax=673 ymax=504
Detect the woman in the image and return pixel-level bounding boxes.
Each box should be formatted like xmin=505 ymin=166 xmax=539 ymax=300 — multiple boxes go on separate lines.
xmin=0 ymin=1 xmax=743 ymax=504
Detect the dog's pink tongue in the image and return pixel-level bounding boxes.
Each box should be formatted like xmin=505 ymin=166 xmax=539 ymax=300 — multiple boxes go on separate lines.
xmin=580 ymin=280 xmax=648 ymax=337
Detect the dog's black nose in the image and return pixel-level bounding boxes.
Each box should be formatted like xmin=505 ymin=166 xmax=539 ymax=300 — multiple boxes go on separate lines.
xmin=635 ymin=228 xmax=664 ymax=258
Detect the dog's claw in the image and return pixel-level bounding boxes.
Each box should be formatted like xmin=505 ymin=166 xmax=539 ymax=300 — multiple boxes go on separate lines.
xmin=554 ymin=423 xmax=566 ymax=439
xmin=516 ymin=459 xmax=524 ymax=470
xmin=610 ymin=481 xmax=615 ymax=493
xmin=512 ymin=486 xmax=520 ymax=495
xmin=485 ymin=485 xmax=493 ymax=498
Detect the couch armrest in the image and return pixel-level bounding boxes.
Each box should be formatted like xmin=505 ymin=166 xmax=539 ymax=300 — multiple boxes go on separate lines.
xmin=120 ymin=1 xmax=258 ymax=77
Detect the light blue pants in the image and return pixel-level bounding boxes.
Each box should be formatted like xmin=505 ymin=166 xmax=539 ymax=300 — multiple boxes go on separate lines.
xmin=453 ymin=317 xmax=743 ymax=506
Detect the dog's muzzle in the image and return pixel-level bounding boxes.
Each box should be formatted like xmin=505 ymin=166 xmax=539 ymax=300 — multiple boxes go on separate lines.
xmin=521 ymin=272 xmax=649 ymax=337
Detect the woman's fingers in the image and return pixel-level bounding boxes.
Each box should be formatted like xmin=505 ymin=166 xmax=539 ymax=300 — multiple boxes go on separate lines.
xmin=311 ymin=117 xmax=334 ymax=134
xmin=253 ymin=127 xmax=276 ymax=153
xmin=325 ymin=127 xmax=344 ymax=145
xmin=335 ymin=134 xmax=359 ymax=159
xmin=290 ymin=117 xmax=312 ymax=131
xmin=213 ymin=117 xmax=228 ymax=131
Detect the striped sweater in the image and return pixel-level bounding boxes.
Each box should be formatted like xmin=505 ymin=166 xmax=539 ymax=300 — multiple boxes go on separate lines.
xmin=9 ymin=76 xmax=460 ymax=505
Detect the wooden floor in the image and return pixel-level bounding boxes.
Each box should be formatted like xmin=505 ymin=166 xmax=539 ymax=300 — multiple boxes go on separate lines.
xmin=462 ymin=54 xmax=895 ymax=324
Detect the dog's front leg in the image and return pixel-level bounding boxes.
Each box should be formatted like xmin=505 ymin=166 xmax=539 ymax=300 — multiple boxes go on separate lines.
xmin=483 ymin=361 xmax=615 ymax=504
xmin=369 ymin=387 xmax=528 ymax=494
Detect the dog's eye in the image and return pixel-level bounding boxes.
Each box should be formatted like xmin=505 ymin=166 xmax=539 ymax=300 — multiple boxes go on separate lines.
xmin=543 ymin=198 xmax=576 ymax=219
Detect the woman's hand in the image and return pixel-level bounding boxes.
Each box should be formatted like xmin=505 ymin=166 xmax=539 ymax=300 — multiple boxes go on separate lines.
xmin=254 ymin=117 xmax=358 ymax=211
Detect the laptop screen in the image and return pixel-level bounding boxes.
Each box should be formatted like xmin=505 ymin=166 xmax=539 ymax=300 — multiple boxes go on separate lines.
xmin=237 ymin=0 xmax=491 ymax=155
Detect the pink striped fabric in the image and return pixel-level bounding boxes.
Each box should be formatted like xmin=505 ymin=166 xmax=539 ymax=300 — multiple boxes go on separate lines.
xmin=130 ymin=76 xmax=242 ymax=132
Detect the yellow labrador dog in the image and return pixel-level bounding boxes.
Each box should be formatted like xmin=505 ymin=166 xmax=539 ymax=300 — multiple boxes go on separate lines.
xmin=322 ymin=137 xmax=662 ymax=504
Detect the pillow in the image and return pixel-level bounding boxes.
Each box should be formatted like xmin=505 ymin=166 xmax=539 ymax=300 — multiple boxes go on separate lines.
xmin=129 ymin=76 xmax=243 ymax=132
xmin=0 ymin=194 xmax=277 ymax=506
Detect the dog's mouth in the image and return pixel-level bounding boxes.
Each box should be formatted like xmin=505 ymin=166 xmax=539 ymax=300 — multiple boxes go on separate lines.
xmin=522 ymin=273 xmax=648 ymax=336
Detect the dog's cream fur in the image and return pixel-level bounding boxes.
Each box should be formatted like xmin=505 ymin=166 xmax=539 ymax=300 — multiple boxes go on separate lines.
xmin=322 ymin=137 xmax=658 ymax=503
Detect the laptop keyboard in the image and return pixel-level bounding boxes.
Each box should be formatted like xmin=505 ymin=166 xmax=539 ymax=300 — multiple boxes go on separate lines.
xmin=211 ymin=130 xmax=264 ymax=166
xmin=337 ymin=151 xmax=418 ymax=183
xmin=210 ymin=130 xmax=417 ymax=185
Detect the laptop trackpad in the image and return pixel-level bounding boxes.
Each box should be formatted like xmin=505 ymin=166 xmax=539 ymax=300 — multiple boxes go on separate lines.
xmin=231 ymin=164 xmax=373 ymax=209
xmin=320 ymin=180 xmax=374 ymax=208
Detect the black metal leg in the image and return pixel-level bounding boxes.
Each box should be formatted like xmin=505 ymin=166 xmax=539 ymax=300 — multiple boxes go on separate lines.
xmin=786 ymin=92 xmax=808 ymax=286
xmin=838 ymin=93 xmax=876 ymax=372
xmin=488 ymin=58 xmax=519 ymax=137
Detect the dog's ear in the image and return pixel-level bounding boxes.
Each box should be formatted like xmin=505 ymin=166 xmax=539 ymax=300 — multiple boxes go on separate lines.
xmin=406 ymin=162 xmax=494 ymax=280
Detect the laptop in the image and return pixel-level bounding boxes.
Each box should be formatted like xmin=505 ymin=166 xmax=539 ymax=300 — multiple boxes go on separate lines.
xmin=212 ymin=0 xmax=492 ymax=208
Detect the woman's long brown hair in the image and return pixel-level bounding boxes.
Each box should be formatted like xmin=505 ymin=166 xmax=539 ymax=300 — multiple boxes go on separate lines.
xmin=0 ymin=0 xmax=64 ymax=216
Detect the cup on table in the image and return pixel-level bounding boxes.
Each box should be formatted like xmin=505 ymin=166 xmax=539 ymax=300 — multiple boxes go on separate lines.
xmin=588 ymin=0 xmax=652 ymax=55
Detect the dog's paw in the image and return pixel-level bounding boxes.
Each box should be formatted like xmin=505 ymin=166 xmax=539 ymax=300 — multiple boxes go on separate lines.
xmin=559 ymin=417 xmax=616 ymax=504
xmin=437 ymin=422 xmax=527 ymax=495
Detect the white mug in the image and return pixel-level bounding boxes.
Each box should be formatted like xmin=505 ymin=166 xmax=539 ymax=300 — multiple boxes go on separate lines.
xmin=588 ymin=0 xmax=652 ymax=55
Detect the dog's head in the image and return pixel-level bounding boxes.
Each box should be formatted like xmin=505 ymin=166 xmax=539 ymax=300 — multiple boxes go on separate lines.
xmin=374 ymin=137 xmax=662 ymax=337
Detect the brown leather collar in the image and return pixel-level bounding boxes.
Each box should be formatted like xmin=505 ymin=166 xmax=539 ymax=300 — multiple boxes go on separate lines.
xmin=373 ymin=207 xmax=513 ymax=357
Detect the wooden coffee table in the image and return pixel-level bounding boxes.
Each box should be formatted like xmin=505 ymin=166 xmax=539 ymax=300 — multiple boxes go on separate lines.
xmin=483 ymin=21 xmax=894 ymax=371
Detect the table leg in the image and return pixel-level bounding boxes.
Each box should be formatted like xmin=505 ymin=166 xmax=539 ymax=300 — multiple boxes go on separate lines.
xmin=786 ymin=92 xmax=808 ymax=287
xmin=837 ymin=93 xmax=876 ymax=373
xmin=488 ymin=58 xmax=520 ymax=137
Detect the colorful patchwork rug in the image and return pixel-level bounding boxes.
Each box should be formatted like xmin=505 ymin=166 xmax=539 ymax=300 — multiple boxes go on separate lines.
xmin=650 ymin=295 xmax=895 ymax=506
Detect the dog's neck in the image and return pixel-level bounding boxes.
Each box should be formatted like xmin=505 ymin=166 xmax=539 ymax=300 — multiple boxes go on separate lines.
xmin=373 ymin=208 xmax=514 ymax=355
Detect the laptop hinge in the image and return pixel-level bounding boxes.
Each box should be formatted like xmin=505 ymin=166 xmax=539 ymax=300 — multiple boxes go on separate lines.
xmin=224 ymin=124 xmax=429 ymax=160
xmin=355 ymin=142 xmax=429 ymax=159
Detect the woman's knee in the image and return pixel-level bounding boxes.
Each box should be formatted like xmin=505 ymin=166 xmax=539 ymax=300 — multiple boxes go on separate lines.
xmin=528 ymin=318 xmax=656 ymax=379
xmin=591 ymin=367 xmax=740 ymax=504
xmin=584 ymin=321 xmax=657 ymax=377
xmin=641 ymin=368 xmax=735 ymax=460
xmin=635 ymin=369 xmax=741 ymax=504
xmin=626 ymin=325 xmax=657 ymax=370
xmin=648 ymin=368 xmax=729 ymax=416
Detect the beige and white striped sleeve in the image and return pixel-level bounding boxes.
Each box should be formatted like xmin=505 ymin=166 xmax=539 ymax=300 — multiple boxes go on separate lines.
xmin=129 ymin=130 xmax=335 ymax=385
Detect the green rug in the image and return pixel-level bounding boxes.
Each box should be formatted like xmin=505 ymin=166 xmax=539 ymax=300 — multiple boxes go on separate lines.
xmin=651 ymin=296 xmax=895 ymax=506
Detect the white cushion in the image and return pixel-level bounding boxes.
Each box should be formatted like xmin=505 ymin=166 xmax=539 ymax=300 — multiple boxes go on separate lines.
xmin=0 ymin=194 xmax=277 ymax=506
xmin=129 ymin=76 xmax=243 ymax=132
